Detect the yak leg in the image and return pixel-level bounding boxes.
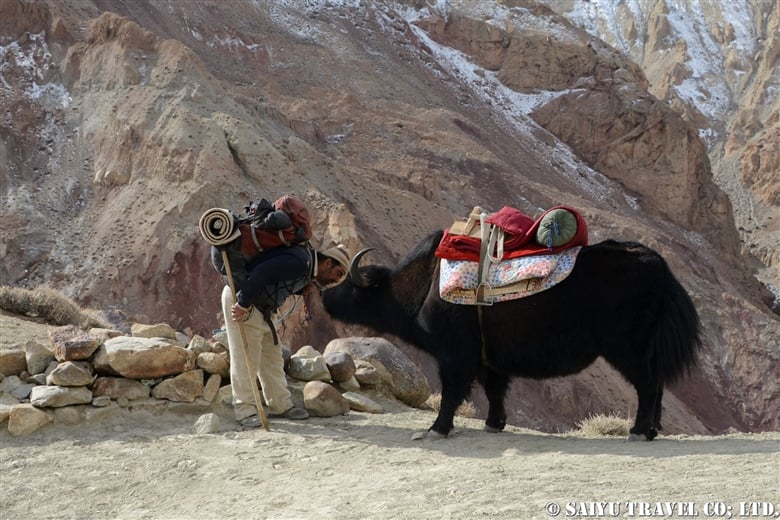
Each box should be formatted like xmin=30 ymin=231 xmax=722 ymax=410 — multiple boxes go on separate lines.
xmin=607 ymin=353 xmax=661 ymax=442
xmin=429 ymin=363 xmax=478 ymax=437
xmin=628 ymin=376 xmax=661 ymax=441
xmin=480 ymin=369 xmax=509 ymax=433
xmin=653 ymin=385 xmax=664 ymax=431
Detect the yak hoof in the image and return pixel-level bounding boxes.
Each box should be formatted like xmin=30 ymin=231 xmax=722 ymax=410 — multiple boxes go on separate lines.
xmin=483 ymin=425 xmax=502 ymax=433
xmin=411 ymin=429 xmax=447 ymax=441
xmin=627 ymin=433 xmax=649 ymax=442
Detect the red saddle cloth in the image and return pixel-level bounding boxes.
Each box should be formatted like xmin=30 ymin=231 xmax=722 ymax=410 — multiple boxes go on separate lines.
xmin=435 ymin=205 xmax=589 ymax=261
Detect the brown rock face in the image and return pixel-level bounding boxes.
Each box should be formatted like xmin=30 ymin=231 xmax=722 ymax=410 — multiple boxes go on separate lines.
xmin=533 ymin=94 xmax=735 ymax=244
xmin=418 ymin=6 xmax=737 ymax=254
xmin=739 ymin=127 xmax=779 ymax=207
xmin=1 ymin=0 xmax=777 ymax=436
xmin=539 ymin=0 xmax=780 ymax=306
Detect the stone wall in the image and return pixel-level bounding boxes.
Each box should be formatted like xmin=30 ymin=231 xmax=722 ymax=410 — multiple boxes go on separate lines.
xmin=0 ymin=321 xmax=430 ymax=437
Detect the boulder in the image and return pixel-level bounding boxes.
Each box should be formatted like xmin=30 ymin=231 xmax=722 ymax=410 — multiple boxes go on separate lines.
xmin=324 ymin=337 xmax=430 ymax=407
xmin=303 ymin=380 xmax=349 ymax=417
xmin=201 ymin=373 xmax=222 ymax=402
xmin=151 ymin=369 xmax=204 ymax=403
xmin=196 ymin=351 xmax=229 ymax=377
xmin=324 ymin=351 xmax=356 ymax=383
xmin=288 ymin=346 xmax=331 ymax=382
xmin=131 ymin=322 xmax=177 ymax=340
xmin=0 ymin=375 xmax=34 ymax=400
xmin=46 ymin=360 xmax=94 ymax=386
xmin=187 ymin=335 xmax=211 ymax=354
xmin=0 ymin=347 xmax=27 ymax=376
xmin=354 ymin=359 xmax=381 ymax=386
xmin=193 ymin=412 xmax=221 ymax=434
xmin=8 ymin=404 xmax=53 ymax=436
xmin=30 ymin=385 xmax=93 ymax=408
xmin=24 ymin=341 xmax=55 ymax=375
xmin=92 ymin=336 xmax=196 ymax=378
xmin=342 ymin=391 xmax=383 ymax=414
xmin=49 ymin=325 xmax=102 ymax=361
xmin=92 ymin=376 xmax=151 ymax=401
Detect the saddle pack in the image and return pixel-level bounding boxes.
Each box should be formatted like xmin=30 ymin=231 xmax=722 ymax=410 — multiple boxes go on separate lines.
xmin=436 ymin=205 xmax=588 ymax=262
xmin=436 ymin=205 xmax=589 ymax=305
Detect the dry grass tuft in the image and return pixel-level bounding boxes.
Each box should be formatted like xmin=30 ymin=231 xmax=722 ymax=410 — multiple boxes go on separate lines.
xmin=576 ymin=413 xmax=632 ymax=437
xmin=0 ymin=285 xmax=109 ymax=329
xmin=423 ymin=393 xmax=478 ymax=419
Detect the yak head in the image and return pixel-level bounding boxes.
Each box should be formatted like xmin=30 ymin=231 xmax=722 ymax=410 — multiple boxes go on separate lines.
xmin=321 ymin=247 xmax=422 ymax=336
xmin=321 ymin=248 xmax=390 ymax=327
xmin=321 ymin=231 xmax=443 ymax=339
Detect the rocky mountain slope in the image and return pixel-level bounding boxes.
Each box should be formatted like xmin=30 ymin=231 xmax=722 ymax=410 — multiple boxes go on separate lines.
xmin=541 ymin=0 xmax=780 ymax=308
xmin=1 ymin=0 xmax=777 ymax=435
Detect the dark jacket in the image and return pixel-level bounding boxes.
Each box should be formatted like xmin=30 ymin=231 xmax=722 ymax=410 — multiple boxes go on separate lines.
xmin=212 ymin=244 xmax=315 ymax=311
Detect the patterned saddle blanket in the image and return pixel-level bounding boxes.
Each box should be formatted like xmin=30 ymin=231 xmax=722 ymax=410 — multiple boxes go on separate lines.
xmin=439 ymin=247 xmax=581 ymax=305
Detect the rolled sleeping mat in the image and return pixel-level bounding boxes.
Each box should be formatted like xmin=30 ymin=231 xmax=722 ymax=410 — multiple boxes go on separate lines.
xmin=536 ymin=208 xmax=578 ymax=248
xmin=199 ymin=208 xmax=241 ymax=246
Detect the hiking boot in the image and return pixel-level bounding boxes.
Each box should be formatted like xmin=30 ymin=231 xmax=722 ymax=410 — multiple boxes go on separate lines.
xmin=269 ymin=406 xmax=309 ymax=420
xmin=238 ymin=415 xmax=262 ymax=428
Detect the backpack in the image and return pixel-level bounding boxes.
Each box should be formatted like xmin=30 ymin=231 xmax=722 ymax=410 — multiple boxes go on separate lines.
xmin=204 ymin=194 xmax=313 ymax=290
xmin=237 ymin=194 xmax=313 ymax=258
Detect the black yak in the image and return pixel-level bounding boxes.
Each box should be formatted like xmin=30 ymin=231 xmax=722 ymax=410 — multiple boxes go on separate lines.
xmin=321 ymin=230 xmax=701 ymax=441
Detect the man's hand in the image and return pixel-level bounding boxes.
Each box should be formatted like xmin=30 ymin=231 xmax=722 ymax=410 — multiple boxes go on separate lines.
xmin=231 ymin=303 xmax=253 ymax=322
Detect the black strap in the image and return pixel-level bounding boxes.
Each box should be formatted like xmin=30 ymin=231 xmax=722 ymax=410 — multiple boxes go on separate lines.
xmin=262 ymin=308 xmax=280 ymax=345
xmin=477 ymin=305 xmax=495 ymax=371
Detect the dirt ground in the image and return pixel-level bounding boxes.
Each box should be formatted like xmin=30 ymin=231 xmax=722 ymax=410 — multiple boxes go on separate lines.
xmin=1 ymin=402 xmax=778 ymax=520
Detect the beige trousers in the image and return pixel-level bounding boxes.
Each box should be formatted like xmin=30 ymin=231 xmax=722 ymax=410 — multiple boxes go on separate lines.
xmin=221 ymin=286 xmax=293 ymax=420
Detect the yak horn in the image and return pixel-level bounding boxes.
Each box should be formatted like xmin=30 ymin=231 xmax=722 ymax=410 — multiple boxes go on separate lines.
xmin=349 ymin=248 xmax=374 ymax=287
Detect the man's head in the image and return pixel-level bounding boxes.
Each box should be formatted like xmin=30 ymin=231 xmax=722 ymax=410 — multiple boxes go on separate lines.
xmin=317 ymin=245 xmax=351 ymax=287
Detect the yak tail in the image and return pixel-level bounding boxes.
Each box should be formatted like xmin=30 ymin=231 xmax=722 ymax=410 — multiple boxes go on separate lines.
xmin=652 ymin=262 xmax=702 ymax=384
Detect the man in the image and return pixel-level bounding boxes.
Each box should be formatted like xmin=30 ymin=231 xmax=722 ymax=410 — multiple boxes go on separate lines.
xmin=217 ymin=243 xmax=351 ymax=427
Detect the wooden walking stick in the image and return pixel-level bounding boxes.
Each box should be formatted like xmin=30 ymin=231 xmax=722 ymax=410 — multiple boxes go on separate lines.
xmin=221 ymin=250 xmax=270 ymax=431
